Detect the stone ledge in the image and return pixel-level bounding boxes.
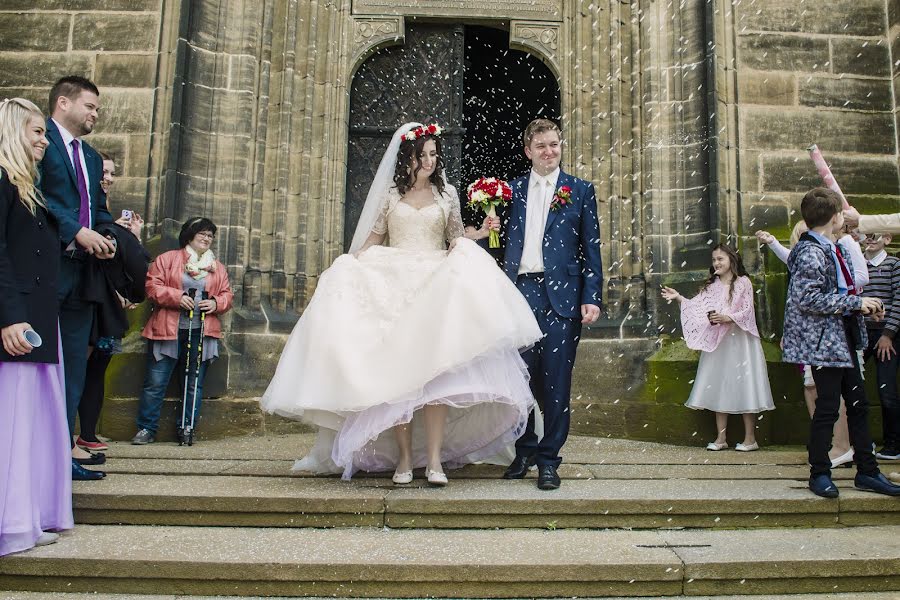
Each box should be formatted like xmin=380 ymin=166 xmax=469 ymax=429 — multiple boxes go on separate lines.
xmin=2 ymin=525 xmax=898 ymax=597
xmin=69 ymin=474 xmax=899 ymax=530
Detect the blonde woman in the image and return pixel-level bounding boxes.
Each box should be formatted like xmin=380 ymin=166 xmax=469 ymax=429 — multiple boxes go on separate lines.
xmin=0 ymin=98 xmax=73 ymax=556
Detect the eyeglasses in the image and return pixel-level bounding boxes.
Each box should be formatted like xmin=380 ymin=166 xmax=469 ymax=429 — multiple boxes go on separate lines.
xmin=864 ymin=235 xmax=884 ymax=243
xmin=195 ymin=232 xmax=215 ymax=240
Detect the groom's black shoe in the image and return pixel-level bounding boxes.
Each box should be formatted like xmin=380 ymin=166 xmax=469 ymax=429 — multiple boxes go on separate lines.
xmin=503 ymin=454 xmax=536 ymax=479
xmin=537 ymin=465 xmax=561 ymax=490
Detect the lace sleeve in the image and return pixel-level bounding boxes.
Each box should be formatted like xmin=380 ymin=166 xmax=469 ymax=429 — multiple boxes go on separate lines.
xmin=444 ymin=186 xmax=465 ymax=243
xmin=371 ymin=191 xmax=391 ymax=235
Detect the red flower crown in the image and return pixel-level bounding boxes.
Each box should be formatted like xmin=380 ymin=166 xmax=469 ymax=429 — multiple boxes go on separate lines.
xmin=403 ymin=123 xmax=443 ymax=141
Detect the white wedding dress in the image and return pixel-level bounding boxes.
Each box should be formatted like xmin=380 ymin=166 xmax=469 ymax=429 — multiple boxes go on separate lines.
xmin=260 ymin=182 xmax=542 ymax=479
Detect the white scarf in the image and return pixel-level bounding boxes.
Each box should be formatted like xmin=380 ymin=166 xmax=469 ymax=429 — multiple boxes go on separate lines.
xmin=185 ymin=245 xmax=216 ymax=280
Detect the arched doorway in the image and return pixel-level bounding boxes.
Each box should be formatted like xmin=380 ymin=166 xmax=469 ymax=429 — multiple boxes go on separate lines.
xmin=345 ymin=23 xmax=561 ymax=251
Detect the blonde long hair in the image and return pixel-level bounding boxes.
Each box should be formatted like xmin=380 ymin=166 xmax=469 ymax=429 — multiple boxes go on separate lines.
xmin=0 ymin=98 xmax=45 ymax=215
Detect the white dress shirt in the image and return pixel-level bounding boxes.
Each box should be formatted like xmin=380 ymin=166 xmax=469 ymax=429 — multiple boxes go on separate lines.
xmin=518 ymin=167 xmax=560 ymax=274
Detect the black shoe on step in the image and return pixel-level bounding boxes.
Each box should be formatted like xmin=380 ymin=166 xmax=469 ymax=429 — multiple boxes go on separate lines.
xmin=502 ymin=454 xmax=536 ymax=479
xmin=537 ymin=464 xmax=561 ymax=490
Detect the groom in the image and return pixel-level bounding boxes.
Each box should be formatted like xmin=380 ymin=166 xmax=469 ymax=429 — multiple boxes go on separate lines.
xmin=500 ymin=118 xmax=603 ymax=490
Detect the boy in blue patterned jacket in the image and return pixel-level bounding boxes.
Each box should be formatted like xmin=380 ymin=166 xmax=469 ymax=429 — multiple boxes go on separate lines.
xmin=782 ymin=188 xmax=900 ymax=498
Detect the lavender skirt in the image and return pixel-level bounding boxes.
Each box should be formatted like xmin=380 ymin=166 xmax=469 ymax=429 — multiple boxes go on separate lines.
xmin=0 ymin=335 xmax=73 ymax=556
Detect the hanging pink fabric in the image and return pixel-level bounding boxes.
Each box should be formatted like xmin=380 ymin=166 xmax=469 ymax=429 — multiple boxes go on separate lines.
xmin=680 ymin=276 xmax=760 ymax=352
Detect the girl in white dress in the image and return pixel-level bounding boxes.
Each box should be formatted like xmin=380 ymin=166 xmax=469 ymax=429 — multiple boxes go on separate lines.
xmin=661 ymin=244 xmax=775 ymax=451
xmin=261 ymin=123 xmax=542 ymax=485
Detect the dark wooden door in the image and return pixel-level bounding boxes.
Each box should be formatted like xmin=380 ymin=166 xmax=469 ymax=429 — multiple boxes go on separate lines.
xmin=344 ymin=24 xmax=465 ymax=251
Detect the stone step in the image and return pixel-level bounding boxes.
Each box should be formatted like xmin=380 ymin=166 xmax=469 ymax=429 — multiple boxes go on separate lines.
xmin=1 ymin=525 xmax=898 ymax=597
xmin=97 ymin=456 xmax=871 ymax=480
xmin=71 ymin=474 xmax=900 ymax=529
xmin=3 ymin=595 xmax=900 ymax=600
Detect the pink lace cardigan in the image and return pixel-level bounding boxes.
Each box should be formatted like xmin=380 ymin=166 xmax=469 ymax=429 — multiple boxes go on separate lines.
xmin=680 ymin=276 xmax=760 ymax=352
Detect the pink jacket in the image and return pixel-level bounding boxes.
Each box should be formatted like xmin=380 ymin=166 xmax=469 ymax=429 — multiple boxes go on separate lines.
xmin=141 ymin=248 xmax=233 ymax=340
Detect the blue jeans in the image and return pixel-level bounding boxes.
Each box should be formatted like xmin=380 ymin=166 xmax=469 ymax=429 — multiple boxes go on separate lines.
xmin=135 ymin=329 xmax=209 ymax=434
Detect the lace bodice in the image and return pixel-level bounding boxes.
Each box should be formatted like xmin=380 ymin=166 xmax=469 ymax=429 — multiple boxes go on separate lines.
xmin=371 ymin=184 xmax=465 ymax=251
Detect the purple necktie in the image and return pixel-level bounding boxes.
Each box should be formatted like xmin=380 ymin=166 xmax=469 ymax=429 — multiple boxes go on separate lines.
xmin=71 ymin=139 xmax=91 ymax=229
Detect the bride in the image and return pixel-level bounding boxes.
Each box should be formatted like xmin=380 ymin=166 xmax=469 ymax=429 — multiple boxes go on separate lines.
xmin=260 ymin=122 xmax=542 ymax=485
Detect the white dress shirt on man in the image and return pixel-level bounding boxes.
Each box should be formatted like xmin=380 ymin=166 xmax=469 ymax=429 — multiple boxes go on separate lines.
xmin=518 ymin=167 xmax=560 ymax=275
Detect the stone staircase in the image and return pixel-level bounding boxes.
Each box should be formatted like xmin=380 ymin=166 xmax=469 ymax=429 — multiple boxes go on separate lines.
xmin=1 ymin=434 xmax=899 ymax=598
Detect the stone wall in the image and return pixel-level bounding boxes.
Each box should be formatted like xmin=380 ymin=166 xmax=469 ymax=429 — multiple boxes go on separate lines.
xmin=732 ymin=0 xmax=898 ymax=280
xmin=0 ymin=1 xmax=163 ymax=219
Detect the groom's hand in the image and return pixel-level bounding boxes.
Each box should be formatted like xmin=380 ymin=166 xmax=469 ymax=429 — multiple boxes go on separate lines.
xmin=581 ymin=303 xmax=601 ymax=325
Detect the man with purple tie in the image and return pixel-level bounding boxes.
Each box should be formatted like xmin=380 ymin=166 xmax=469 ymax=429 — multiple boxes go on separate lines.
xmin=40 ymin=76 xmax=116 ymax=481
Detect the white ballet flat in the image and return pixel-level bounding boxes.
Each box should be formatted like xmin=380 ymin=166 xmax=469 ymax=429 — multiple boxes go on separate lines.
xmin=735 ymin=442 xmax=759 ymax=452
xmin=392 ymin=470 xmax=413 ymax=485
xmin=705 ymin=441 xmax=728 ymax=451
xmin=831 ymin=448 xmax=854 ymax=468
xmin=35 ymin=532 xmax=59 ymax=547
xmin=425 ymin=468 xmax=448 ymax=487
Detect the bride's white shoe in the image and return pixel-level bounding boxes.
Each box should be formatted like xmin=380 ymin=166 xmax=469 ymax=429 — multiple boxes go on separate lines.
xmin=392 ymin=469 xmax=413 ymax=485
xmin=425 ymin=468 xmax=448 ymax=487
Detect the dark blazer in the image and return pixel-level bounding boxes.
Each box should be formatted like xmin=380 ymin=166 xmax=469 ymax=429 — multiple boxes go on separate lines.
xmin=503 ymin=170 xmax=604 ymax=319
xmin=39 ymin=118 xmax=112 ymax=248
xmin=82 ymin=222 xmax=150 ymax=340
xmin=0 ymin=170 xmax=61 ymax=363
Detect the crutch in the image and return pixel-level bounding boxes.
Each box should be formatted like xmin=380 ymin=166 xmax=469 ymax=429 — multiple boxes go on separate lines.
xmin=179 ymin=288 xmax=197 ymax=446
xmin=184 ymin=291 xmax=208 ymax=446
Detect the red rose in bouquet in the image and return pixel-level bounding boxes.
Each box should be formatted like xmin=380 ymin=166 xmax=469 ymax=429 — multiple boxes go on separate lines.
xmin=466 ymin=176 xmax=512 ymax=248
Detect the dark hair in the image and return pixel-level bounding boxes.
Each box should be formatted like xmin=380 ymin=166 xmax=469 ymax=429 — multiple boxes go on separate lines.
xmin=48 ymin=76 xmax=99 ymax=115
xmin=98 ymin=150 xmax=114 ymax=162
xmin=801 ymin=187 xmax=843 ymax=229
xmin=178 ymin=217 xmax=217 ymax=248
xmin=392 ymin=134 xmax=446 ymax=197
xmin=700 ymin=244 xmax=747 ymax=302
xmin=523 ymin=118 xmax=561 ymax=146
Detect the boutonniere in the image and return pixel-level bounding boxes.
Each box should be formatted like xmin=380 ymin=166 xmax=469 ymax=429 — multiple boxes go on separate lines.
xmin=549 ymin=185 xmax=572 ymax=211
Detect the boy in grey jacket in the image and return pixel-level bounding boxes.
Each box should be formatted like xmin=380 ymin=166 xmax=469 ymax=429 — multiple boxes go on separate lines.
xmin=782 ymin=188 xmax=900 ymax=498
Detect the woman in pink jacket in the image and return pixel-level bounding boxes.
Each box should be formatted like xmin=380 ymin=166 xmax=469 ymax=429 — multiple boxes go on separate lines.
xmin=131 ymin=217 xmax=233 ymax=444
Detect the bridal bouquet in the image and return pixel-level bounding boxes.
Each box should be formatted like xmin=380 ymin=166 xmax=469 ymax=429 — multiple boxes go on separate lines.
xmin=467 ymin=176 xmax=512 ymax=248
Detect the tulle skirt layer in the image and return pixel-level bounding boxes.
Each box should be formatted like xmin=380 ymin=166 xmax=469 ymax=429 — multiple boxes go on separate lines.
xmin=260 ymin=238 xmax=542 ymax=478
xmin=685 ymin=326 xmax=776 ymax=414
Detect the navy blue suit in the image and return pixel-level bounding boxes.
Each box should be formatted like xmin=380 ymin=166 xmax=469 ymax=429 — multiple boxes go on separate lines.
xmin=503 ymin=170 xmax=603 ymax=467
xmin=39 ymin=118 xmax=113 ymax=441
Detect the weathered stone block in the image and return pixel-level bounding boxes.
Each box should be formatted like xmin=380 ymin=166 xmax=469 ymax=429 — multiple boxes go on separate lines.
xmin=893 ymin=33 xmax=900 ymax=76
xmin=737 ymin=35 xmax=829 ymax=73
xmin=124 ymin=134 xmax=151 ymax=178
xmin=742 ymin=108 xmax=895 ymax=155
xmin=3 ymin=0 xmax=159 ymax=9
xmin=73 ymin=13 xmax=159 ymax=52
xmin=737 ymin=70 xmax=795 ymax=105
xmin=799 ymin=77 xmax=893 ymax=111
xmin=104 ymin=176 xmax=148 ymax=211
xmin=92 ymin=88 xmax=153 ymax=134
xmin=890 ymin=0 xmax=900 ymax=28
xmin=762 ymin=154 xmax=900 ymax=195
xmin=180 ymin=85 xmax=256 ymax=136
xmin=186 ymin=0 xmax=263 ymax=55
xmin=742 ymin=196 xmax=790 ymax=234
xmin=0 ymin=53 xmax=93 ymax=87
xmin=0 ymin=14 xmax=70 ymax=52
xmin=737 ymin=0 xmax=885 ymax=37
xmin=831 ymin=38 xmax=891 ymax=77
xmin=87 ymin=134 xmax=127 ymax=167
xmin=184 ymin=44 xmax=229 ymax=89
xmin=95 ymin=53 xmax=157 ymax=88
xmin=739 ymin=150 xmax=762 ymax=193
